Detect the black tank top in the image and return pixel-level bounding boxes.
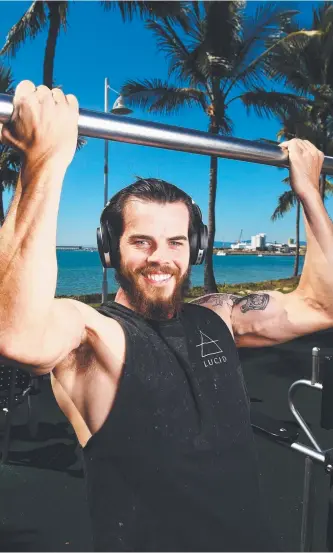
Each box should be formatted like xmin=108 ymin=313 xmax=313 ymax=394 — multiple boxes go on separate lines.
xmin=82 ymin=301 xmax=273 ymax=552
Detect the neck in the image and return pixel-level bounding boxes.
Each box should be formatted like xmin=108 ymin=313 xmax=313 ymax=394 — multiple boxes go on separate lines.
xmin=114 ymin=287 xmax=133 ymax=311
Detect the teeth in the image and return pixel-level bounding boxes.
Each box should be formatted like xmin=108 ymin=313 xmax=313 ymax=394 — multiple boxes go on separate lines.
xmin=146 ymin=274 xmax=171 ymax=282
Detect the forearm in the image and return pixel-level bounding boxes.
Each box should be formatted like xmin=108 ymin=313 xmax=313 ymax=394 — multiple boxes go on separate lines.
xmin=0 ymin=161 xmax=66 ymax=343
xmin=298 ymin=189 xmax=333 ymax=311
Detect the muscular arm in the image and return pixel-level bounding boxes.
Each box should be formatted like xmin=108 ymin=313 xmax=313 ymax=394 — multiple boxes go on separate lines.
xmin=0 ymin=81 xmax=89 ymax=373
xmin=193 ymin=140 xmax=333 ymax=348
xmin=191 ymin=289 xmax=333 ymax=348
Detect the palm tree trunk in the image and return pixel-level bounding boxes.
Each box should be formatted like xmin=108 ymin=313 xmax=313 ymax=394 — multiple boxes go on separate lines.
xmin=43 ymin=2 xmax=61 ymax=88
xmin=204 ymin=154 xmax=218 ymax=293
xmin=0 ymin=187 xmax=5 ymax=226
xmin=320 ymin=173 xmax=326 ymax=200
xmin=293 ymin=199 xmax=300 ymax=277
xmin=320 ymin=114 xmax=327 ymax=200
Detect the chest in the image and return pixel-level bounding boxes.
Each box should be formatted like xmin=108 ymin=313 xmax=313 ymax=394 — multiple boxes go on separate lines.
xmin=112 ymin=311 xmax=250 ymax=451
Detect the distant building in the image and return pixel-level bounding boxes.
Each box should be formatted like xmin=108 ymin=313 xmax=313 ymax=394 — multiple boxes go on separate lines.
xmin=231 ymin=242 xmax=247 ymax=250
xmin=251 ymin=233 xmax=266 ymax=250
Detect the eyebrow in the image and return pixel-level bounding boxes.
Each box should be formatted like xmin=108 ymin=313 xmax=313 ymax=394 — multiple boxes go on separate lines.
xmin=128 ymin=234 xmax=188 ymax=242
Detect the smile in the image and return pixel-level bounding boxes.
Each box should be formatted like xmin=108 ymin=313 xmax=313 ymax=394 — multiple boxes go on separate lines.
xmin=143 ymin=274 xmax=173 ymax=284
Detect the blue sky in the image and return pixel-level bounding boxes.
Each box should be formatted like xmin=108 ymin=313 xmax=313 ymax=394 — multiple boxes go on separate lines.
xmin=1 ymin=0 xmax=330 ymax=245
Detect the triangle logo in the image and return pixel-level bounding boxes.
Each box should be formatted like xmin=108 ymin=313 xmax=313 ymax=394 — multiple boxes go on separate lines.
xmin=196 ymin=330 xmax=224 ymax=358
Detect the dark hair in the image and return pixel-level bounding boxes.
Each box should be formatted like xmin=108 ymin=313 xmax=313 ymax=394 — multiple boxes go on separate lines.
xmin=101 ymin=177 xmax=197 ymax=266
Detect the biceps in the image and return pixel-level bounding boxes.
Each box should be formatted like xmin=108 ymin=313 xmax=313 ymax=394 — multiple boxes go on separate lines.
xmin=232 ymin=292 xmax=333 ymax=348
xmin=2 ymin=299 xmax=87 ymax=373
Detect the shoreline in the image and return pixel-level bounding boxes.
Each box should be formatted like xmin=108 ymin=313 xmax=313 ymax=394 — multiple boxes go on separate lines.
xmin=213 ymin=249 xmax=305 ymax=256
xmin=57 ymin=275 xmax=301 ymax=307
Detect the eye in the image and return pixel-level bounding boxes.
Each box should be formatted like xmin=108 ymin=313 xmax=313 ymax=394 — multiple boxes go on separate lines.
xmin=170 ymin=241 xmax=183 ymax=247
xmin=134 ymin=240 xmax=150 ymax=246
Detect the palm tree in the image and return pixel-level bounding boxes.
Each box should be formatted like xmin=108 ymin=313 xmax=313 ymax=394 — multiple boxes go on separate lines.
xmin=271 ymin=175 xmax=333 ymax=276
xmin=0 ymin=1 xmax=68 ymax=89
xmin=0 ymin=65 xmax=20 ymax=225
xmin=120 ymin=2 xmax=315 ymax=293
xmin=242 ymin=2 xmax=333 ymax=200
xmin=0 ymin=1 xmax=187 ymax=156
xmin=0 ymin=1 xmax=188 ymax=89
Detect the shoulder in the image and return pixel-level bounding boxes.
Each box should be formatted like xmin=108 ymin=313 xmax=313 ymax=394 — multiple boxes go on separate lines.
xmin=189 ymin=292 xmax=273 ymax=341
xmin=188 ymin=293 xmax=242 ymax=337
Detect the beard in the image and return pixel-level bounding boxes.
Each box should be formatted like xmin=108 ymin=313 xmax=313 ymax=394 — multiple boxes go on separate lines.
xmin=115 ymin=260 xmax=191 ymax=321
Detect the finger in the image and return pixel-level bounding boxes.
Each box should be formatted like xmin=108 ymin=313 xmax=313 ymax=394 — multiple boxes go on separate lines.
xmin=52 ymin=87 xmax=67 ymax=104
xmin=35 ymin=84 xmax=53 ymax=103
xmin=13 ymin=80 xmax=36 ymax=105
xmin=0 ymin=123 xmax=3 ymax=142
xmin=279 ymin=141 xmax=290 ymax=149
xmin=66 ymin=94 xmax=79 ymax=112
xmin=304 ymin=140 xmax=324 ymax=159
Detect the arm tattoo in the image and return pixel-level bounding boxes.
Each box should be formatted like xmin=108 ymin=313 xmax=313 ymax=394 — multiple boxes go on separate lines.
xmin=239 ymin=293 xmax=270 ymax=313
xmin=192 ymin=293 xmax=242 ymax=309
xmin=192 ymin=292 xmax=270 ymax=313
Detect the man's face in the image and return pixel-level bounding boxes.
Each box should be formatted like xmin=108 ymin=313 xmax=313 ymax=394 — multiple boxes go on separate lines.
xmin=115 ymin=199 xmax=192 ymax=320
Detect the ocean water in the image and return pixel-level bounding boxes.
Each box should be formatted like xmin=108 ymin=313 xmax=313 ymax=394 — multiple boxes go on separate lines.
xmin=55 ymin=249 xmax=304 ymax=297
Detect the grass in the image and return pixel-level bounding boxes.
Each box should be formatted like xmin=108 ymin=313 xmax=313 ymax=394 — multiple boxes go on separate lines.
xmin=56 ymin=276 xmax=301 ymax=308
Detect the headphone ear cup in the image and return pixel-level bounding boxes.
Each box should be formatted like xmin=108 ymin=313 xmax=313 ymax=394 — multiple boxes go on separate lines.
xmin=189 ymin=231 xmax=198 ymax=265
xmin=96 ymin=221 xmax=112 ymax=268
xmin=192 ymin=222 xmax=208 ymax=265
xmin=190 ymin=204 xmax=208 ymax=265
xmin=200 ymin=223 xmax=208 ymax=258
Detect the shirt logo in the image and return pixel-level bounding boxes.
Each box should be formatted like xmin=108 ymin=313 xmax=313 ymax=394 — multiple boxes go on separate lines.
xmin=196 ymin=330 xmax=227 ymax=367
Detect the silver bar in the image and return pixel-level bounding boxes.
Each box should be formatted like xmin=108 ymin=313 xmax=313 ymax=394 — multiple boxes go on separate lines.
xmin=311 ymin=347 xmax=320 ymax=385
xmin=288 ymin=379 xmax=323 ymax=452
xmin=289 ymin=442 xmax=325 ymax=464
xmin=1 ymin=93 xmax=333 ymax=174
xmin=300 ymin=456 xmax=316 ymax=552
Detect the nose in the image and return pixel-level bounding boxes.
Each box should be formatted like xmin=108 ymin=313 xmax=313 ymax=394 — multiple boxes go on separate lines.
xmin=146 ymin=242 xmax=171 ymax=265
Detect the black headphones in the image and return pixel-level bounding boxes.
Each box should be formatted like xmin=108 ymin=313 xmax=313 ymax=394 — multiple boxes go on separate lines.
xmin=97 ymin=197 xmax=208 ymax=269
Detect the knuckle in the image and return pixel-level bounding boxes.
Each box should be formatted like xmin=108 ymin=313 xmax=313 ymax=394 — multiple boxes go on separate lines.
xmin=16 ymin=79 xmax=35 ymax=91
xmin=52 ymin=87 xmax=65 ymax=96
xmin=36 ymin=84 xmax=52 ymax=97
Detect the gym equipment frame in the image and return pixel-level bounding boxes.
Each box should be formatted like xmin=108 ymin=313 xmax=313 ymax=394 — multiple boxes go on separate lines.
xmin=252 ymin=347 xmax=333 ymax=552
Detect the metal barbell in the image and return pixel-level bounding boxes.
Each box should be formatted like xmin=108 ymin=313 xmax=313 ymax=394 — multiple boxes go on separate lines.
xmin=1 ymin=92 xmax=333 ymax=174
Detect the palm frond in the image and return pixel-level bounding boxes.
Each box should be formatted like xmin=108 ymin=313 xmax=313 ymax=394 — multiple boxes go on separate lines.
xmin=101 ymin=1 xmax=189 ymax=27
xmin=265 ymin=29 xmax=325 ymax=93
xmin=271 ymin=189 xmax=296 ymax=220
xmin=145 ymin=19 xmax=188 ymax=76
xmin=0 ymin=145 xmax=21 ymax=191
xmin=122 ymin=79 xmax=208 ymax=115
xmin=0 ymin=65 xmax=14 ymax=94
xmin=77 ymin=136 xmax=86 ymax=151
xmin=239 ymin=89 xmax=309 ymax=119
xmin=238 ymin=4 xmax=299 ymax=77
xmin=58 ymin=1 xmax=70 ymax=31
xmin=0 ymin=0 xmax=47 ymax=57
xmin=246 ymin=30 xmax=320 ymax=94
xmin=145 ymin=18 xmax=208 ymax=87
